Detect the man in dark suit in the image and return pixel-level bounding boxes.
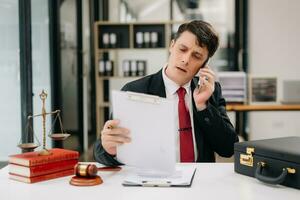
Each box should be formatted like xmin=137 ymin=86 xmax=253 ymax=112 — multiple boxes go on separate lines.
xmin=94 ymin=20 xmax=238 ymax=166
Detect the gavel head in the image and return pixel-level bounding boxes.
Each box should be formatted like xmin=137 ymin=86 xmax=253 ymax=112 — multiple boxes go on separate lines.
xmin=74 ymin=164 xmax=98 ymax=177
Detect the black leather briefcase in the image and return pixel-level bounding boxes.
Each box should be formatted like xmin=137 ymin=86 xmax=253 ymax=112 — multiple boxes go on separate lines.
xmin=234 ymin=136 xmax=300 ymax=189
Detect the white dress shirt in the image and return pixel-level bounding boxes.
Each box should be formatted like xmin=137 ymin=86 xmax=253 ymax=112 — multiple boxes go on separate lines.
xmin=161 ymin=65 xmax=198 ymax=162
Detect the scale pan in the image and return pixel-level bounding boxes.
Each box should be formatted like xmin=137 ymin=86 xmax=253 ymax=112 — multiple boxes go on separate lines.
xmin=49 ymin=133 xmax=70 ymax=141
xmin=18 ymin=143 xmax=39 ymax=150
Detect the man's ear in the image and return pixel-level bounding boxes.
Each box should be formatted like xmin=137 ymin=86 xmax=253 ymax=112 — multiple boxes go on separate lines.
xmin=169 ymin=39 xmax=175 ymax=53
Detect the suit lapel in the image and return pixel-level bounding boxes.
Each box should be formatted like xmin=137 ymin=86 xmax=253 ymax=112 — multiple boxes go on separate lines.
xmin=148 ymin=69 xmax=166 ymax=98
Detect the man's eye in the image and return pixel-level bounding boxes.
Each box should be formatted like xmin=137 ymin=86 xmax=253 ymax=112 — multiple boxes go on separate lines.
xmin=194 ymin=55 xmax=201 ymax=59
xmin=179 ymin=48 xmax=185 ymax=52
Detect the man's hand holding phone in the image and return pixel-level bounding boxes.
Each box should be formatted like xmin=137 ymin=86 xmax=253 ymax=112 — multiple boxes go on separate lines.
xmin=193 ymin=65 xmax=215 ymax=110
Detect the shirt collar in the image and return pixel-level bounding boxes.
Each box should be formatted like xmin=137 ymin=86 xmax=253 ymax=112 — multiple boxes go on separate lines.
xmin=162 ymin=64 xmax=191 ymax=96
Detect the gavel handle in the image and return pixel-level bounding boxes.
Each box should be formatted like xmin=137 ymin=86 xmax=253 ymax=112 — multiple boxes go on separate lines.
xmin=97 ymin=166 xmax=121 ymax=171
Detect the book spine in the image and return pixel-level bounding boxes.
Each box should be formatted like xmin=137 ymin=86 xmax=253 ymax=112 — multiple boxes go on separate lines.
xmin=9 ymin=169 xmax=74 ymax=184
xmin=9 ymin=148 xmax=79 ymax=167
xmin=30 ymin=159 xmax=77 ymax=176
xmin=9 ymin=159 xmax=78 ymax=177
xmin=30 ymin=153 xmax=79 ymax=166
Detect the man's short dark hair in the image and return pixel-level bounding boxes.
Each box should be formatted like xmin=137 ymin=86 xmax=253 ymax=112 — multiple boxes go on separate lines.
xmin=174 ymin=20 xmax=219 ymax=58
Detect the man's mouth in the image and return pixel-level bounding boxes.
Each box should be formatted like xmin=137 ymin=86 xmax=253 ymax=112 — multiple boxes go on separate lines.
xmin=176 ymin=66 xmax=187 ymax=73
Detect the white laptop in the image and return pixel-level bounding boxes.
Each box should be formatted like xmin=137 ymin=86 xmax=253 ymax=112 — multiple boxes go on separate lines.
xmin=281 ymin=80 xmax=300 ymax=104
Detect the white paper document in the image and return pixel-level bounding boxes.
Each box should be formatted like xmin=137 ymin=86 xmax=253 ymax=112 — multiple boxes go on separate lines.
xmin=122 ymin=166 xmax=197 ymax=187
xmin=112 ymin=90 xmax=177 ymax=176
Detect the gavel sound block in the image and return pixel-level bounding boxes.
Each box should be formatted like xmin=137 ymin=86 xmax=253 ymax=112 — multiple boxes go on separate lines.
xmin=69 ymin=163 xmax=121 ymax=186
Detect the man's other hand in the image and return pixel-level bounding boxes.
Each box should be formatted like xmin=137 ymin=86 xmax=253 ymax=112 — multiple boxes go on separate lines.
xmin=101 ymin=119 xmax=131 ymax=156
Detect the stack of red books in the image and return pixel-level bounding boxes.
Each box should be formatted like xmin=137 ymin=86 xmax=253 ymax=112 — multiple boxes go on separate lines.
xmin=8 ymin=148 xmax=79 ymax=183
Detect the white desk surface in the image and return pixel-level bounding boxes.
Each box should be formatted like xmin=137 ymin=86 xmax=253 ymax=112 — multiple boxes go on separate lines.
xmin=1 ymin=163 xmax=299 ymax=200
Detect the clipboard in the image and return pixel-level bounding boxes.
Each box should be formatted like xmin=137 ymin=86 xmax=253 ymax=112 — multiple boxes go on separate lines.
xmin=112 ymin=90 xmax=177 ymax=176
xmin=122 ymin=166 xmax=197 ymax=187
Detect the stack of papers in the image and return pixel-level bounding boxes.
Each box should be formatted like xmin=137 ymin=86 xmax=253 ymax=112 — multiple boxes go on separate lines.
xmin=123 ymin=166 xmax=196 ymax=187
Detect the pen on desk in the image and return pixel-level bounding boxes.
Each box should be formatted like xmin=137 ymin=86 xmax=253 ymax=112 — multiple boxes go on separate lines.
xmin=98 ymin=166 xmax=122 ymax=172
xmin=141 ymin=180 xmax=172 ymax=187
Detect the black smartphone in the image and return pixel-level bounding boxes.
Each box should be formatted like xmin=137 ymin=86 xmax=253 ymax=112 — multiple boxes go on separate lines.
xmin=194 ymin=58 xmax=210 ymax=88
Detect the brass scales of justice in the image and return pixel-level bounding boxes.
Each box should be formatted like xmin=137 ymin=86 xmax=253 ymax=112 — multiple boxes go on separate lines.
xmin=18 ymin=90 xmax=70 ymax=156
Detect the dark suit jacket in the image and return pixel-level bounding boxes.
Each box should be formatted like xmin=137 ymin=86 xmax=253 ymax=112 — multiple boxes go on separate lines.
xmin=94 ymin=69 xmax=238 ymax=166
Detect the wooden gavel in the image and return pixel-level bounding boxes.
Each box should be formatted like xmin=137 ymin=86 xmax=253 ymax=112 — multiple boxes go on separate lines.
xmin=74 ymin=163 xmax=121 ymax=178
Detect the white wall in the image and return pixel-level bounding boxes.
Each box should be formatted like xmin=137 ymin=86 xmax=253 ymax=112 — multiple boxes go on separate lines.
xmin=109 ymin=0 xmax=121 ymax=21
xmin=249 ymin=0 xmax=300 ymax=139
xmin=137 ymin=0 xmax=170 ymax=21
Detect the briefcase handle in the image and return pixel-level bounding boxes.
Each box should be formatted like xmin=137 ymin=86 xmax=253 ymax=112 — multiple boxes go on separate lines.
xmin=255 ymin=162 xmax=295 ymax=185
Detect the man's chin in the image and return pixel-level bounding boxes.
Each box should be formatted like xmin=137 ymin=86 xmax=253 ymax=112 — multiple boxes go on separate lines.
xmin=166 ymin=67 xmax=191 ymax=85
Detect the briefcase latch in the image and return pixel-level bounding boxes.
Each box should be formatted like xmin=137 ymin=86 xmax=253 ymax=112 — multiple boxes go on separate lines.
xmin=240 ymin=147 xmax=254 ymax=167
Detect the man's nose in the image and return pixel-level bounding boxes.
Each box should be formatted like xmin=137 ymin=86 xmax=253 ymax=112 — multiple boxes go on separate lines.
xmin=181 ymin=53 xmax=191 ymax=65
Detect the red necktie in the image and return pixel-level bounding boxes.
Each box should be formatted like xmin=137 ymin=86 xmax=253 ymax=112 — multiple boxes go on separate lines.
xmin=177 ymin=87 xmax=195 ymax=162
